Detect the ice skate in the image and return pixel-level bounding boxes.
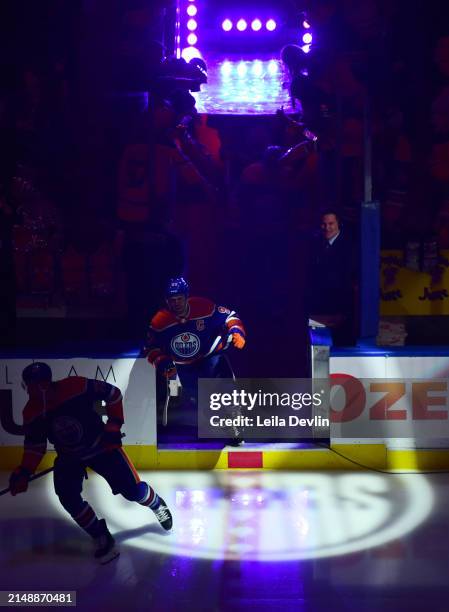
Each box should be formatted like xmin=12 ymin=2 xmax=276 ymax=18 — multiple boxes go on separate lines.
xmin=151 ymin=497 xmax=173 ymax=531
xmin=93 ymin=519 xmax=119 ymax=564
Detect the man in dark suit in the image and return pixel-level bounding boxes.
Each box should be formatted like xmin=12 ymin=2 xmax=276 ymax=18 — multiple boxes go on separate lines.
xmin=306 ymin=210 xmax=358 ymax=345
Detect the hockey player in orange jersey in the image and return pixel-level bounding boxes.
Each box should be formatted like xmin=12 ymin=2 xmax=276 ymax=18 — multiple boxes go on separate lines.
xmin=9 ymin=362 xmax=173 ymax=564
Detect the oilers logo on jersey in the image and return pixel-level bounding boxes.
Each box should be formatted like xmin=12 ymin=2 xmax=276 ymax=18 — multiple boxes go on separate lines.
xmin=51 ymin=415 xmax=84 ymax=446
xmin=171 ymin=332 xmax=201 ymax=358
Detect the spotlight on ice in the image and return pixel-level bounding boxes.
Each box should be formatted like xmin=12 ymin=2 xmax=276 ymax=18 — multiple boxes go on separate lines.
xmin=266 ymin=19 xmax=277 ymax=31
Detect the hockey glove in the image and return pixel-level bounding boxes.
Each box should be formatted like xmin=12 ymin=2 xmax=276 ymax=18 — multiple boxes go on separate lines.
xmin=232 ymin=333 xmax=246 ymax=349
xmin=100 ymin=418 xmax=124 ymax=452
xmin=162 ymin=362 xmax=177 ymax=379
xmin=9 ymin=466 xmax=30 ymax=496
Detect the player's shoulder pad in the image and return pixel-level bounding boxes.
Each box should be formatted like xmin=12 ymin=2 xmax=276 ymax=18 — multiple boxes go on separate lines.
xmin=22 ymin=377 xmax=88 ymax=423
xmin=56 ymin=376 xmax=89 ymax=401
xmin=151 ymin=309 xmax=178 ymax=331
xmin=188 ymin=297 xmax=216 ymax=319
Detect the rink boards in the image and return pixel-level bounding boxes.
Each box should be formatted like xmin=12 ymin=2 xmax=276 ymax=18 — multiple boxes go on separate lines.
xmin=1 ymin=350 xmax=449 ymax=470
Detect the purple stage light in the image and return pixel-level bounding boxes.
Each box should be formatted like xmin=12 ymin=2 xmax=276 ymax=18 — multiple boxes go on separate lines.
xmin=187 ymin=18 xmax=198 ymax=31
xmin=187 ymin=33 xmax=198 ymax=45
xmin=222 ymin=19 xmax=233 ymax=32
xmin=301 ymin=44 xmax=311 ymax=54
xmin=252 ymin=61 xmax=263 ymax=76
xmin=181 ymin=47 xmax=201 ymax=62
xmin=303 ymin=19 xmax=311 ymax=29
xmin=267 ymin=60 xmax=278 ymax=75
xmin=251 ymin=19 xmax=262 ymax=32
xmin=237 ymin=19 xmax=248 ymax=32
xmin=237 ymin=62 xmax=247 ymax=77
xmin=187 ymin=4 xmax=197 ymax=16
xmin=221 ymin=61 xmax=232 ymax=76
xmin=266 ymin=19 xmax=277 ymax=31
xmin=302 ymin=32 xmax=312 ymax=44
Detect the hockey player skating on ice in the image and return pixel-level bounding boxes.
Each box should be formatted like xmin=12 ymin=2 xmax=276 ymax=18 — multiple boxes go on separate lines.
xmin=8 ymin=363 xmax=173 ymax=564
xmin=145 ymin=277 xmax=246 ymax=431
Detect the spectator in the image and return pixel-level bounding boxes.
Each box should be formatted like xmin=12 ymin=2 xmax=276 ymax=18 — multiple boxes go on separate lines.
xmin=435 ymin=199 xmax=449 ymax=248
xmin=430 ymin=87 xmax=449 ymax=184
xmin=381 ymin=189 xmax=407 ymax=249
xmin=166 ymin=92 xmax=223 ymax=296
xmin=434 ymin=35 xmax=449 ymax=80
xmin=117 ymin=100 xmax=183 ymax=334
xmin=0 ymin=193 xmax=16 ymax=345
xmin=306 ymin=209 xmax=358 ymax=345
xmin=238 ymin=146 xmax=291 ymax=311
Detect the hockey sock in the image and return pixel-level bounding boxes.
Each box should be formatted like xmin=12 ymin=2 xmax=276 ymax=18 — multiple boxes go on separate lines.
xmin=136 ymin=482 xmax=159 ymax=508
xmin=72 ymin=502 xmax=101 ymax=536
xmin=148 ymin=494 xmax=160 ymax=509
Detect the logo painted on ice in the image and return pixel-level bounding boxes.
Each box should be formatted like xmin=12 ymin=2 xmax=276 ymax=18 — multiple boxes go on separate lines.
xmin=171 ymin=332 xmax=201 ymax=358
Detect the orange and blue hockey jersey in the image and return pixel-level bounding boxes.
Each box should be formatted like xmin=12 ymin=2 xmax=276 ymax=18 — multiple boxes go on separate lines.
xmin=145 ymin=297 xmax=246 ymax=369
xmin=20 ymin=377 xmax=124 ymax=473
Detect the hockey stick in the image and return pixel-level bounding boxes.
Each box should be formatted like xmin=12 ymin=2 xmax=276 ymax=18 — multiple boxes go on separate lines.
xmin=0 ymin=467 xmax=54 ymax=497
xmin=162 ymin=375 xmax=171 ymax=427
xmin=0 ymin=430 xmax=127 ymax=497
xmin=203 ymin=333 xmax=232 ymax=358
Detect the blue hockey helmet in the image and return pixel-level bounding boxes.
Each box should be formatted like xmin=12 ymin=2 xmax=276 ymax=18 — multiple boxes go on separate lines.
xmin=166 ymin=277 xmax=189 ymax=298
xmin=22 ymin=362 xmax=53 ymax=386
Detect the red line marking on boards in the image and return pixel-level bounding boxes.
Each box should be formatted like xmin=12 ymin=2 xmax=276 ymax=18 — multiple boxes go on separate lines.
xmin=228 ymin=452 xmax=263 ymax=468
